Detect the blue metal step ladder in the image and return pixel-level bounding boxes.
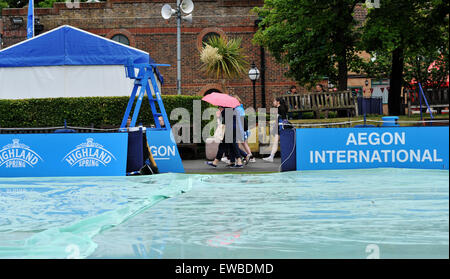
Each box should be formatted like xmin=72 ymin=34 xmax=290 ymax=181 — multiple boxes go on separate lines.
xmin=120 ymin=61 xmax=171 ymax=130
xmin=120 ymin=60 xmax=185 ymax=173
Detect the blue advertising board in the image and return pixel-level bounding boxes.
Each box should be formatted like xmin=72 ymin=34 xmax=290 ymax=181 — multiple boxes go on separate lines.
xmin=146 ymin=129 xmax=184 ymax=173
xmin=280 ymin=129 xmax=297 ymax=172
xmin=296 ymin=127 xmax=449 ymax=170
xmin=0 ymin=133 xmax=128 ymax=177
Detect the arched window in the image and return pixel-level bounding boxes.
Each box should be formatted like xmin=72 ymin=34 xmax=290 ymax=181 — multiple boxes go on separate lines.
xmin=111 ymin=34 xmax=130 ymax=46
xmin=106 ymin=29 xmax=135 ymax=47
xmin=204 ymin=88 xmax=221 ymax=96
xmin=197 ymin=28 xmax=226 ymax=51
xmin=202 ymin=32 xmax=220 ymax=46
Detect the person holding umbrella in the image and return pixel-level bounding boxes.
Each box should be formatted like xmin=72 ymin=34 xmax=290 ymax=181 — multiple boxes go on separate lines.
xmin=232 ymin=94 xmax=254 ymax=164
xmin=203 ymin=93 xmax=244 ymax=168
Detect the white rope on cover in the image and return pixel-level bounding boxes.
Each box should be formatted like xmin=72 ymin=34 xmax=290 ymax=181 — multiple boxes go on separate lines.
xmin=282 ymin=119 xmax=449 ymax=127
xmin=66 ymin=126 xmax=121 ymax=131
xmin=283 ymin=120 xmax=364 ymax=127
xmin=0 ymin=126 xmax=65 ymax=131
xmin=365 ymin=119 xmax=449 ymax=124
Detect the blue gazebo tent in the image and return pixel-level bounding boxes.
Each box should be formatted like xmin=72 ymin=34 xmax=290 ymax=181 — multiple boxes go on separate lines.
xmin=0 ymin=25 xmax=163 ymax=99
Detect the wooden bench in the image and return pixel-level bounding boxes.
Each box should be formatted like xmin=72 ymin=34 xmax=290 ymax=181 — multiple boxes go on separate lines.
xmin=280 ymin=91 xmax=359 ymax=119
xmin=407 ymin=87 xmax=449 ymax=116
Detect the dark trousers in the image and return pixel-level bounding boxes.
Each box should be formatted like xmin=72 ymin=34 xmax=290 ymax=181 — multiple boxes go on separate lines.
xmin=225 ymin=145 xmax=247 ymax=159
xmin=216 ymin=143 xmax=242 ymax=163
xmin=216 ymin=143 xmax=233 ymax=161
xmin=238 ymin=146 xmax=247 ymax=158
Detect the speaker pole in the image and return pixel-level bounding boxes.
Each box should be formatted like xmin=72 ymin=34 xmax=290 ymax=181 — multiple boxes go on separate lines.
xmin=176 ymin=0 xmax=182 ymax=95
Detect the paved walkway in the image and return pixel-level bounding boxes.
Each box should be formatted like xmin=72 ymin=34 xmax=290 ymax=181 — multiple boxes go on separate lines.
xmin=182 ymin=158 xmax=282 ymax=174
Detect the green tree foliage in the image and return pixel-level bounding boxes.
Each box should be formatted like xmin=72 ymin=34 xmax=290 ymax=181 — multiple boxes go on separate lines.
xmin=0 ymin=0 xmax=27 ymax=15
xmin=359 ymin=0 xmax=448 ymax=115
xmin=253 ymin=0 xmax=361 ymax=90
xmin=0 ymin=0 xmax=51 ymax=15
xmin=4 ymin=0 xmax=27 ymax=8
xmin=0 ymin=1 xmax=9 ymax=15
xmin=402 ymin=22 xmax=449 ymax=90
xmin=37 ymin=0 xmax=58 ymax=8
xmin=0 ymin=0 xmax=93 ymax=14
xmin=349 ymin=50 xmax=392 ymax=81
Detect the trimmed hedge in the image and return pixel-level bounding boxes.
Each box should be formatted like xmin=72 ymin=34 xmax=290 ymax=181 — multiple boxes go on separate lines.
xmin=0 ymin=95 xmax=211 ymax=128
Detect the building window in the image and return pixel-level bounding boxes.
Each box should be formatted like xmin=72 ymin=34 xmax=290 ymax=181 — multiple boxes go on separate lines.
xmin=106 ymin=29 xmax=135 ymax=47
xmin=197 ymin=28 xmax=226 ymax=51
xmin=111 ymin=34 xmax=130 ymax=46
xmin=204 ymin=88 xmax=222 ymax=96
xmin=202 ymin=32 xmax=220 ymax=46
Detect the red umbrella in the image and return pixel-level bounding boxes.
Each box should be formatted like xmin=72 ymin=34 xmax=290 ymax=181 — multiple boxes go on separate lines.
xmin=201 ymin=92 xmax=240 ymax=108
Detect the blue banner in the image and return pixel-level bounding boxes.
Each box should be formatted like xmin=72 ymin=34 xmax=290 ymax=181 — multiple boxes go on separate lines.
xmin=27 ymin=0 xmax=34 ymax=39
xmin=146 ymin=129 xmax=184 ymax=173
xmin=0 ymin=133 xmax=128 ymax=177
xmin=296 ymin=127 xmax=449 ymax=170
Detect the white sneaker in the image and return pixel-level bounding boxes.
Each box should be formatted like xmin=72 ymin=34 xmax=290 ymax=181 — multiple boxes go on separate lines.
xmin=249 ymin=158 xmax=256 ymax=163
xmin=221 ymin=157 xmax=231 ymax=164
xmin=262 ymin=156 xmax=274 ymax=162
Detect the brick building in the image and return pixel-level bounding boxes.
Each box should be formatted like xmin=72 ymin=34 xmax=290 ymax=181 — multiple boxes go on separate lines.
xmin=1 ymin=0 xmax=300 ymax=109
xmin=1 ymin=1 xmax=380 ymax=111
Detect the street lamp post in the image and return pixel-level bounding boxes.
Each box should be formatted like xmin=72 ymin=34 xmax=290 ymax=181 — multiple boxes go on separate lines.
xmin=248 ymin=62 xmax=260 ymax=109
xmin=161 ymin=0 xmax=194 ymax=95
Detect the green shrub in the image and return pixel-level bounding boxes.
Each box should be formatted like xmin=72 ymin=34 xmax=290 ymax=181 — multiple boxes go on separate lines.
xmin=301 ymin=112 xmax=315 ymax=119
xmin=0 ymin=95 xmax=211 ymax=128
xmin=290 ymin=111 xmax=338 ymax=119
xmin=327 ymin=111 xmax=338 ymax=118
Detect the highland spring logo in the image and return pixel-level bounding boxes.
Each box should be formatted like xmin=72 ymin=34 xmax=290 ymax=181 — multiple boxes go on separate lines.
xmin=62 ymin=138 xmax=116 ymax=167
xmin=0 ymin=139 xmax=43 ymax=168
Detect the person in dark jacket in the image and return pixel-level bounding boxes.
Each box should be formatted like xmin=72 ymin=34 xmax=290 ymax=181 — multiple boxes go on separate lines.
xmin=286 ymin=85 xmax=300 ymax=119
xmin=206 ymin=107 xmax=244 ymax=168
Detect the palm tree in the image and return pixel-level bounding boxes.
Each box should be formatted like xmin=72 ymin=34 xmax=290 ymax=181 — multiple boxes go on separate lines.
xmin=200 ymin=36 xmax=248 ymax=93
